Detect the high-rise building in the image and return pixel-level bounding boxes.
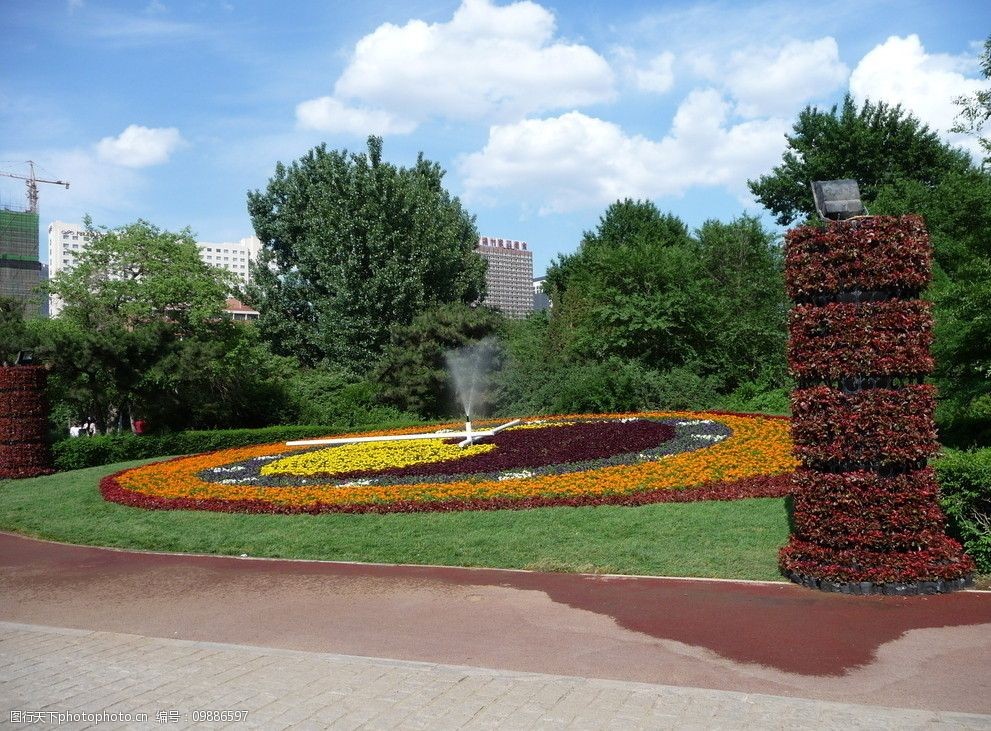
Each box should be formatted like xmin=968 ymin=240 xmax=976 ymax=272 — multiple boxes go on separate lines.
xmin=476 ymin=236 xmax=533 ymax=319
xmin=47 ymin=221 xmax=90 ymax=316
xmin=196 ymin=236 xmax=262 ymax=286
xmin=46 ymin=223 xmax=263 ymax=315
xmin=0 ymin=208 xmax=45 ymax=315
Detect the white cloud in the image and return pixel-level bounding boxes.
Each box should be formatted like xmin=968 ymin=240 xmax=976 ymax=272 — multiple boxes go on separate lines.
xmin=723 ymin=37 xmax=849 ymax=117
xmin=95 ymin=125 xmax=185 ymax=168
xmin=295 ymin=97 xmax=416 ymax=135
xmin=296 ymin=0 xmax=615 ymax=134
xmin=850 ymin=34 xmax=987 ymax=137
xmin=635 ymin=52 xmax=676 ymax=94
xmin=461 ymin=90 xmax=789 ymax=213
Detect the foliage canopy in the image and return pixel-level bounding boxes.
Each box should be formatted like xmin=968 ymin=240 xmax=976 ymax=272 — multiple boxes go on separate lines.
xmin=247 ymin=136 xmax=486 ymax=371
xmin=748 ymin=95 xmax=972 ymax=225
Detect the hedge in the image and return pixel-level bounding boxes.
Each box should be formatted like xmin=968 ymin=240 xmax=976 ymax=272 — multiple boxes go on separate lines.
xmin=785 ymin=214 xmax=931 ymax=301
xmin=49 ymin=419 xmax=423 ymax=472
xmin=936 ymin=448 xmax=991 ymax=573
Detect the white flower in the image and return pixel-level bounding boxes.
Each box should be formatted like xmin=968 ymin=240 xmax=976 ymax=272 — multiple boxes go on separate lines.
xmin=695 ymin=434 xmax=727 ymax=442
xmin=338 ymin=479 xmax=374 ymax=488
xmin=498 ymin=470 xmax=534 ymax=481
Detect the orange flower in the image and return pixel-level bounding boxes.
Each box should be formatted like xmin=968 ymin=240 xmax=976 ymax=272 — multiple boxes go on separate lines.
xmin=107 ymin=412 xmax=798 ymax=512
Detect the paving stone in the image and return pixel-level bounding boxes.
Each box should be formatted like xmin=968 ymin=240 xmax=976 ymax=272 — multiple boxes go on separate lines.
xmin=3 ymin=621 xmax=991 ymax=730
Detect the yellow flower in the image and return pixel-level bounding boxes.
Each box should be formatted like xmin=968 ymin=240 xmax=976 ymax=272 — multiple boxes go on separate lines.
xmin=262 ymin=439 xmax=494 ymax=477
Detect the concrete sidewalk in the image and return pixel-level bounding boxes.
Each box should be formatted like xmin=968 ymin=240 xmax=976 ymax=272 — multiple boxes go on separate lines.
xmin=3 ymin=622 xmax=990 ymax=730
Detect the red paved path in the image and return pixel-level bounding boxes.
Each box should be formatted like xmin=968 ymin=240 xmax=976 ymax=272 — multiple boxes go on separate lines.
xmin=2 ymin=531 xmax=989 ymax=713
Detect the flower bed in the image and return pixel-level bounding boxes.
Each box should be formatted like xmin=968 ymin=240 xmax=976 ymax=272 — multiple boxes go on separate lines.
xmin=101 ymin=412 xmax=798 ymax=514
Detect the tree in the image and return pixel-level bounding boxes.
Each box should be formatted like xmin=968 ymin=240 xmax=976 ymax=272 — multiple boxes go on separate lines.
xmin=872 ymin=171 xmax=991 ymax=446
xmin=41 ymin=218 xmax=235 ymax=431
xmin=952 ymin=34 xmax=991 ymax=166
xmin=375 ymin=304 xmax=504 ymax=419
xmin=0 ymin=296 xmax=31 ymax=366
xmin=247 ymin=136 xmax=486 ymax=371
xmin=545 ymin=200 xmax=713 ymax=369
xmin=138 ymin=322 xmax=298 ymax=431
xmin=691 ymin=215 xmax=788 ymax=390
xmin=748 ymin=95 xmax=972 ymax=225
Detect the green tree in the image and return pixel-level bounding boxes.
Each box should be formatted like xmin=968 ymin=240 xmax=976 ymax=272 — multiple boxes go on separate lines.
xmin=748 ymin=95 xmax=972 ymax=225
xmin=29 ymin=316 xmax=172 ymax=433
xmin=49 ymin=218 xmax=233 ymax=335
xmin=247 ymin=136 xmax=486 ymax=370
xmin=375 ymin=304 xmax=504 ymax=419
xmin=41 ymin=218 xmax=235 ymax=431
xmin=138 ymin=322 xmax=298 ymax=431
xmin=691 ymin=215 xmax=788 ymax=390
xmin=952 ymin=34 xmax=991 ymax=165
xmin=0 ymin=295 xmax=32 ymax=366
xmin=873 ymin=171 xmax=991 ymax=445
xmin=545 ymin=200 xmax=713 ymax=369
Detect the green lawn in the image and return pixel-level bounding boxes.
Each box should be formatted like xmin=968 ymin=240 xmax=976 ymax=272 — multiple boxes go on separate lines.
xmin=0 ymin=460 xmax=791 ymax=580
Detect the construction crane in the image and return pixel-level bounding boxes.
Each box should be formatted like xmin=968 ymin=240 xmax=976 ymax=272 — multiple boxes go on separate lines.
xmin=0 ymin=160 xmax=70 ymax=213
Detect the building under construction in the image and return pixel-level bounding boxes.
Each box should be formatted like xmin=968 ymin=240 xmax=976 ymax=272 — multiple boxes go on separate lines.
xmin=0 ymin=162 xmax=68 ymax=316
xmin=0 ymin=206 xmax=45 ymax=314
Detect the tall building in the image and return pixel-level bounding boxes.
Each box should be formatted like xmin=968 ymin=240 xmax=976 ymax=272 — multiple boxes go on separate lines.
xmin=196 ymin=236 xmax=262 ymax=286
xmin=47 ymin=221 xmax=92 ymax=316
xmin=476 ymin=236 xmax=533 ymax=319
xmin=0 ymin=208 xmax=45 ymax=315
xmin=46 ymin=223 xmax=263 ymax=315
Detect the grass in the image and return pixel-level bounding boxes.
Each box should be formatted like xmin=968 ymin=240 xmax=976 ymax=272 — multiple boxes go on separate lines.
xmin=0 ymin=459 xmax=792 ymax=581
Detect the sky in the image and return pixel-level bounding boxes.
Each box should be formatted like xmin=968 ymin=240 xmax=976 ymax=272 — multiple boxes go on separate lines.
xmin=2 ymin=0 xmax=989 ymax=276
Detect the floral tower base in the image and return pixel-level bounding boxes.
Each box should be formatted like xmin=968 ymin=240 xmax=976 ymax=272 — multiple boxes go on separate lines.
xmin=779 ymin=215 xmax=973 ymax=594
xmin=0 ymin=365 xmax=54 ymax=479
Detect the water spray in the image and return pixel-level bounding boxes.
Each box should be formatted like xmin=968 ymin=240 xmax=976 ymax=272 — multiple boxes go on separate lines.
xmin=286 ymin=337 xmax=521 ymax=450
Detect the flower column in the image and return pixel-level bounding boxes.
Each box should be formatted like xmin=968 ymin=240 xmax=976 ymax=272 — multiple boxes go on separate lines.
xmin=779 ymin=215 xmax=974 ymax=594
xmin=0 ymin=365 xmax=54 ymax=479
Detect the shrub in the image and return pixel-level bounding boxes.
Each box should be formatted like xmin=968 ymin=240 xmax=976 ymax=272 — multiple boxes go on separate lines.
xmin=0 ymin=365 xmax=53 ymax=479
xmin=51 ymin=420 xmax=422 ymax=472
xmin=936 ymin=448 xmax=991 ymax=573
xmin=791 ymin=385 xmax=938 ymax=466
xmin=719 ymin=381 xmax=791 ymax=415
xmin=286 ymin=369 xmax=416 ymax=427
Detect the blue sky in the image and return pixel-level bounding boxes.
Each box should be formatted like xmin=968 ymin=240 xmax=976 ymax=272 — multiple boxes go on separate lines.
xmin=2 ymin=0 xmax=989 ymax=275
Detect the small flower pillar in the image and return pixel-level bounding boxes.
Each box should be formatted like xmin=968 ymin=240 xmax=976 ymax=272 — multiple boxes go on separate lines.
xmin=0 ymin=365 xmax=54 ymax=479
xmin=779 ymin=215 xmax=974 ymax=594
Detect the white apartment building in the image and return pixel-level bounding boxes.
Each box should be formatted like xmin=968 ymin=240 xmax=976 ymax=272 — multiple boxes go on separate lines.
xmin=47 ymin=221 xmax=92 ymax=316
xmin=196 ymin=236 xmax=262 ymax=286
xmin=46 ymin=221 xmax=262 ymax=316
